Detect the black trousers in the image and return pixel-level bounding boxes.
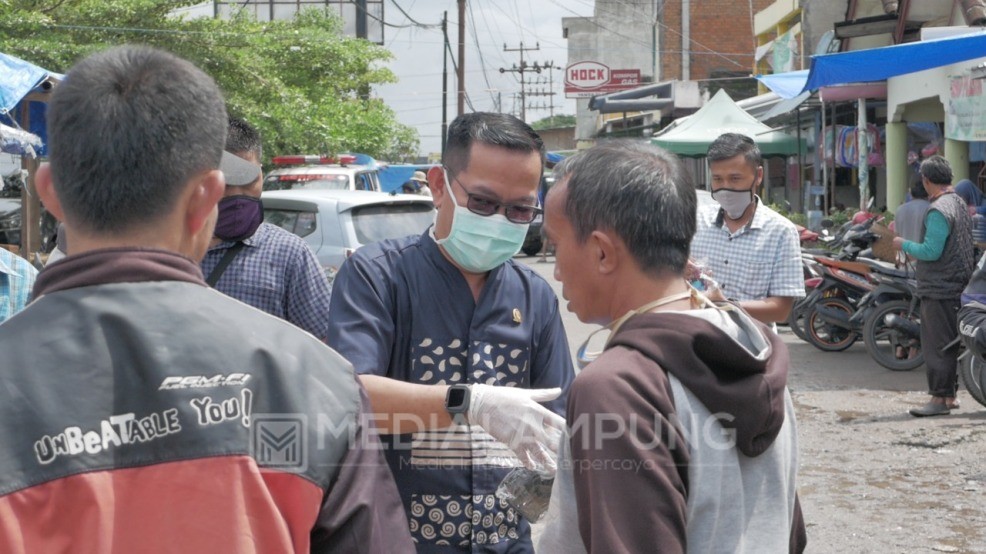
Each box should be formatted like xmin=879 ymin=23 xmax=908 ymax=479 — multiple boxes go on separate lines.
xmin=920 ymin=297 xmax=962 ymax=398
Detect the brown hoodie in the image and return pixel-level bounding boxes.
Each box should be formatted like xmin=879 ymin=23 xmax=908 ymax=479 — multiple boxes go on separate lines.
xmin=552 ymin=308 xmax=806 ymax=554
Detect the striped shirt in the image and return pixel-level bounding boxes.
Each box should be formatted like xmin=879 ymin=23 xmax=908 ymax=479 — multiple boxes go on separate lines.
xmin=0 ymin=248 xmax=37 ymax=323
xmin=201 ymin=223 xmax=332 ymax=341
xmin=691 ymin=199 xmax=805 ymax=302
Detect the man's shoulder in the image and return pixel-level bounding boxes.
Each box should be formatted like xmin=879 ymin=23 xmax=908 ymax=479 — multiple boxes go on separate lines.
xmin=255 ymin=223 xmax=312 ymax=251
xmin=500 ymin=258 xmax=558 ymax=302
xmin=756 ymin=203 xmax=797 ymax=230
xmin=0 ymin=248 xmax=38 ymax=279
xmin=348 ymin=233 xmax=425 ymax=266
xmin=570 ymin=346 xmax=668 ymax=407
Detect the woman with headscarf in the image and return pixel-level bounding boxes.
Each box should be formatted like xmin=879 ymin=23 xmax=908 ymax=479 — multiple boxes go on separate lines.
xmin=954 ymin=179 xmax=986 ymax=216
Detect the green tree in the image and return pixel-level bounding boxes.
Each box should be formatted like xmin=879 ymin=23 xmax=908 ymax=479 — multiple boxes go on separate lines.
xmin=0 ymin=0 xmax=418 ymax=163
xmin=531 ymin=114 xmax=576 ymax=130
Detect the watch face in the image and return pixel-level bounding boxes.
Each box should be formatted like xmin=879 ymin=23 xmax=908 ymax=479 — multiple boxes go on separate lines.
xmin=447 ymin=386 xmax=468 ymax=411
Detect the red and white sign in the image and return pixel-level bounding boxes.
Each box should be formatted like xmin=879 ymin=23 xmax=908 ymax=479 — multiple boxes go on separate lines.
xmin=565 ymin=62 xmax=641 ymax=98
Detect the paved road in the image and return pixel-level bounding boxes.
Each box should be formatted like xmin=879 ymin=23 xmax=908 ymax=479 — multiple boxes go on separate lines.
xmin=519 ymin=254 xmax=986 ymax=552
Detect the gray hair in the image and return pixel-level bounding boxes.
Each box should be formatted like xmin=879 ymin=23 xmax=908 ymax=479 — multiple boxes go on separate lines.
xmin=47 ymin=45 xmax=227 ymax=233
xmin=552 ymin=140 xmax=696 ymax=275
xmin=707 ymin=132 xmax=762 ymax=172
xmin=443 ymin=112 xmax=545 ymax=174
xmin=920 ymin=155 xmax=952 ymax=186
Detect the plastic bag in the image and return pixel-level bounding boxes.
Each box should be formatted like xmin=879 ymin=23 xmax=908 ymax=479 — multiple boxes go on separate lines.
xmin=495 ymin=467 xmax=554 ymax=523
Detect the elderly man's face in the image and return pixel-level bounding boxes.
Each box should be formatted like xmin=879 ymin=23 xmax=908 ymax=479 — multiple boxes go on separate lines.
xmin=545 ymin=180 xmax=603 ymax=323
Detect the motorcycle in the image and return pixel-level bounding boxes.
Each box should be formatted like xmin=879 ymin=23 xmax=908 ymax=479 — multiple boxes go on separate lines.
xmin=859 ymin=262 xmax=922 ymax=371
xmin=802 ymin=259 xmax=876 ymax=351
xmin=795 ymin=217 xmax=884 ymax=351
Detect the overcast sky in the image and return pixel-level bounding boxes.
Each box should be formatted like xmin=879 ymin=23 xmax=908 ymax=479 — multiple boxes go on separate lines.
xmin=375 ymin=0 xmax=594 ymax=155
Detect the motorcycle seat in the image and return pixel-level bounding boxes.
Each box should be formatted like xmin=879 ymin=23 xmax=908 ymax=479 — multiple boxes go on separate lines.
xmin=862 ymin=258 xmax=912 ymax=279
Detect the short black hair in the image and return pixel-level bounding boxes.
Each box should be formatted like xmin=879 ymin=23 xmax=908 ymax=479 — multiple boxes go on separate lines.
xmin=910 ymin=181 xmax=928 ymax=199
xmin=553 ymin=140 xmax=696 ymax=275
xmin=227 ymin=116 xmax=262 ymax=160
xmin=443 ymin=112 xmax=545 ymax=174
xmin=47 ymin=46 xmax=227 ymax=233
xmin=707 ymin=132 xmax=762 ymax=172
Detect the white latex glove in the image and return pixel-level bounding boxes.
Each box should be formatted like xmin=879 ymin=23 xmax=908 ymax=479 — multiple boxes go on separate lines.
xmin=467 ymin=384 xmax=566 ymax=475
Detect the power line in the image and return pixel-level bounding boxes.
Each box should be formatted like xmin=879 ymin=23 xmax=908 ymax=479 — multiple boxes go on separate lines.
xmin=466 ymin=1 xmax=499 ymax=110
xmin=388 ymin=0 xmax=440 ymax=28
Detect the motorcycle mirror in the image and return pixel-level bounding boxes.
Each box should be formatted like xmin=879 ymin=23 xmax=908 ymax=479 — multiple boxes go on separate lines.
xmin=820 ymin=218 xmax=834 ymax=229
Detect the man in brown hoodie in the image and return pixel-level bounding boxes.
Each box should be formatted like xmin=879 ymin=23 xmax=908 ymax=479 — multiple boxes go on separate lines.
xmin=536 ymin=140 xmax=806 ymax=553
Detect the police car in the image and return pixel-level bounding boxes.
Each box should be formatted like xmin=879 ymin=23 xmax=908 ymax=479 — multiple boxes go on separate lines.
xmin=263 ymin=155 xmax=382 ymax=193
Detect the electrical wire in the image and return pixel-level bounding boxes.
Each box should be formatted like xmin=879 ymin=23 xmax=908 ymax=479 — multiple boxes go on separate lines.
xmin=466 ymin=0 xmax=498 ymax=109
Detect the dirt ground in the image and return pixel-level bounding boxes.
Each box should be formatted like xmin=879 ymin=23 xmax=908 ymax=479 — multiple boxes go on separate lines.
xmin=794 ymin=387 xmax=986 ymax=553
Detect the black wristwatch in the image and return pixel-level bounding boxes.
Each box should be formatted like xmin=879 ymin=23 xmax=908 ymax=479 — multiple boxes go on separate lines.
xmin=445 ymin=384 xmax=471 ymax=425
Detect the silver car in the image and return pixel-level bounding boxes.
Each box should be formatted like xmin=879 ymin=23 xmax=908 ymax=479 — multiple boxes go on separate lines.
xmin=262 ymin=189 xmax=435 ymax=280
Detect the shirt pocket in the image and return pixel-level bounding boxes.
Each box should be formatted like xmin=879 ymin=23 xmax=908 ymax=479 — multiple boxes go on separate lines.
xmin=734 ymin=260 xmax=771 ymax=300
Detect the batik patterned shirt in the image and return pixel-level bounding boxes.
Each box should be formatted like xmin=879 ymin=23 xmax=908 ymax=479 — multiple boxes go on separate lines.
xmin=327 ymin=231 xmax=574 ymax=553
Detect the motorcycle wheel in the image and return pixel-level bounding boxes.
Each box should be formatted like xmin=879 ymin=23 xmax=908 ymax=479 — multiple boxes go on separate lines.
xmin=787 ymin=298 xmax=811 ymax=341
xmin=960 ymin=354 xmax=986 ymax=408
xmin=862 ymin=299 xmax=923 ymax=371
xmin=805 ymin=297 xmax=858 ymax=352
xmin=788 ymin=307 xmax=809 ymax=342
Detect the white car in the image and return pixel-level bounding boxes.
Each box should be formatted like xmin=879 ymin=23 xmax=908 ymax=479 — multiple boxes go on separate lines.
xmin=262 ymin=189 xmax=435 ymax=281
xmin=263 ymin=155 xmax=382 ymax=193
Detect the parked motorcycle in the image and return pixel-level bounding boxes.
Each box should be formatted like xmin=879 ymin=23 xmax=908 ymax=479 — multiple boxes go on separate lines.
xmin=859 ymin=262 xmax=923 ymax=371
xmin=796 ymin=217 xmax=884 ymax=351
xmin=802 ymin=259 xmax=876 ymax=351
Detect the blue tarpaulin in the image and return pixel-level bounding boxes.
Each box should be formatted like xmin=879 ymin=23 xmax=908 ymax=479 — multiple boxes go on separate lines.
xmin=803 ymin=31 xmax=986 ymax=93
xmin=378 ymin=164 xmax=434 ymax=193
xmin=0 ymin=51 xmax=60 ymax=156
xmin=0 ymin=52 xmax=51 ymax=113
xmin=755 ymin=70 xmax=809 ymax=100
xmin=0 ymin=122 xmax=41 ymax=157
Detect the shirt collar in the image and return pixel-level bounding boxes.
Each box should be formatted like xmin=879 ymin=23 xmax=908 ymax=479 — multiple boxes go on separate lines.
xmin=33 ymin=247 xmax=206 ymax=298
xmin=713 ymin=196 xmax=765 ymax=231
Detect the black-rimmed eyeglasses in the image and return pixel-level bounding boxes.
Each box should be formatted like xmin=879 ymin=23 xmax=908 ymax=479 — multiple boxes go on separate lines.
xmin=446 ymin=170 xmax=542 ymax=224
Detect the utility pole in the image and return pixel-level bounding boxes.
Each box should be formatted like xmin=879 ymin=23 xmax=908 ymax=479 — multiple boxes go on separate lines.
xmin=499 ymin=42 xmax=541 ymax=122
xmin=457 ymin=0 xmax=466 ymax=116
xmin=525 ymin=61 xmax=556 ymax=121
xmin=442 ymin=11 xmax=449 ymax=155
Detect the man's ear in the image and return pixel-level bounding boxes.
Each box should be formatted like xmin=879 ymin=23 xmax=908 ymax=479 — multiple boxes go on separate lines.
xmin=588 ymin=229 xmax=621 ymax=275
xmin=35 ymin=163 xmax=65 ymax=222
xmin=186 ymin=169 xmax=225 ymax=235
xmin=427 ymin=165 xmax=446 ymax=207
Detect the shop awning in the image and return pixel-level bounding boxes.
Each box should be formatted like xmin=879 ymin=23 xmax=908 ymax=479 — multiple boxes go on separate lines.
xmin=803 ymin=30 xmax=986 ymax=92
xmin=756 ymin=70 xmax=809 ymax=100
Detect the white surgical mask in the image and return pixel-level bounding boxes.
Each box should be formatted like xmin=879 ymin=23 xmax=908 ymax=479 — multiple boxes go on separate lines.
xmin=430 ymin=168 xmax=530 ymax=273
xmin=712 ymin=188 xmax=755 ymax=220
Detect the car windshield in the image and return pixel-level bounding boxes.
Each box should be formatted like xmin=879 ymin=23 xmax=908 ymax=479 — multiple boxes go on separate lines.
xmin=351 ymin=203 xmax=434 ymax=245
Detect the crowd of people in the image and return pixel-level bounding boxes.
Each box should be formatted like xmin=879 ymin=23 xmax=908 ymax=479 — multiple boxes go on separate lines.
xmin=2 ymin=42 xmax=982 ymax=553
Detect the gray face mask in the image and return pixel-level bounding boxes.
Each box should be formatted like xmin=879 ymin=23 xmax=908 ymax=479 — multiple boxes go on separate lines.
xmin=712 ymin=189 xmax=754 ymax=219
